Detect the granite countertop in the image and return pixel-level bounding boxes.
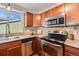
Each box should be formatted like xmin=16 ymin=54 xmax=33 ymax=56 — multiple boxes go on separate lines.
xmin=0 ymin=34 xmax=47 ymax=44
xmin=65 ymin=39 xmax=79 ymax=48
xmin=0 ymin=34 xmax=79 ymax=49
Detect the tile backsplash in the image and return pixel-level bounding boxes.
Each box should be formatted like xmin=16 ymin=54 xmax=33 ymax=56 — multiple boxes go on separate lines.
xmin=42 ymin=26 xmax=79 ymax=40
xmin=24 ymin=26 xmax=79 ymax=40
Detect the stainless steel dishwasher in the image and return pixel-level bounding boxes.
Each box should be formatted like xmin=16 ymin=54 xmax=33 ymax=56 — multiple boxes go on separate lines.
xmin=22 ymin=41 xmax=33 ymax=56
xmin=21 ymin=37 xmax=34 ymax=56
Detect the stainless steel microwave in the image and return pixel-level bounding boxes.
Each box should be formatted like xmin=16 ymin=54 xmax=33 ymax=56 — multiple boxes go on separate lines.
xmin=43 ymin=15 xmax=65 ymax=27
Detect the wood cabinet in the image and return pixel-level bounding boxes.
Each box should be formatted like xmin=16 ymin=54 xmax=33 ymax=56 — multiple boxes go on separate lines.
xmin=45 ymin=11 xmax=50 ymax=18
xmin=65 ymin=3 xmax=79 ymax=25
xmin=54 ymin=4 xmax=65 ymax=16
xmin=0 ymin=40 xmax=22 ymax=56
xmin=33 ymin=14 xmax=41 ymax=27
xmin=64 ymin=45 xmax=79 ymax=56
xmin=7 ymin=45 xmax=22 ymax=56
xmin=24 ymin=3 xmax=79 ymax=27
xmin=0 ymin=49 xmax=7 ymax=56
xmin=40 ymin=3 xmax=79 ymax=26
xmin=24 ymin=12 xmax=33 ymax=27
xmin=41 ymin=13 xmax=46 ymax=26
xmin=24 ymin=4 xmax=65 ymax=27
xmin=32 ymin=37 xmax=42 ymax=52
xmin=64 ymin=51 xmax=74 ymax=56
xmin=40 ymin=4 xmax=65 ymax=26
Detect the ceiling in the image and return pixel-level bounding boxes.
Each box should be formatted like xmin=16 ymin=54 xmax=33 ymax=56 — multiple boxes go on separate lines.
xmin=15 ymin=3 xmax=61 ymax=14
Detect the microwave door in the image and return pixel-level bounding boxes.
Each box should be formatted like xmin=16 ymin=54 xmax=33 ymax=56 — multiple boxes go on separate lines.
xmin=57 ymin=18 xmax=59 ymax=25
xmin=52 ymin=19 xmax=57 ymax=25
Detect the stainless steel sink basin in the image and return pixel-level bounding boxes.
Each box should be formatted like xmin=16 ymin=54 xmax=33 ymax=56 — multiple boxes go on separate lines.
xmin=0 ymin=36 xmax=21 ymax=41
xmin=0 ymin=38 xmax=10 ymax=41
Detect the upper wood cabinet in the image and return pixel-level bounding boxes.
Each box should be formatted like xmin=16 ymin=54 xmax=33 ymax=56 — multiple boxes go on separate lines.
xmin=45 ymin=11 xmax=50 ymax=18
xmin=40 ymin=13 xmax=46 ymax=26
xmin=65 ymin=3 xmax=79 ymax=25
xmin=55 ymin=4 xmax=65 ymax=15
xmin=33 ymin=14 xmax=41 ymax=27
xmin=40 ymin=4 xmax=65 ymax=26
xmin=24 ymin=3 xmax=79 ymax=27
xmin=46 ymin=4 xmax=65 ymax=17
xmin=24 ymin=12 xmax=33 ymax=27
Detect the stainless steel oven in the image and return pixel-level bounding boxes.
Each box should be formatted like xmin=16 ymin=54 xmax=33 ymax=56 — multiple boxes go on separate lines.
xmin=41 ymin=40 xmax=63 ymax=56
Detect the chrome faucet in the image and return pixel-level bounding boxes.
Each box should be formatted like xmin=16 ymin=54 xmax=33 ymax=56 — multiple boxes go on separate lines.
xmin=6 ymin=21 xmax=10 ymax=37
xmin=5 ymin=3 xmax=11 ymax=37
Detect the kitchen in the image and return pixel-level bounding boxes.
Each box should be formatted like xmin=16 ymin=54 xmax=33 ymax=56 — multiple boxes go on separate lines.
xmin=0 ymin=3 xmax=79 ymax=56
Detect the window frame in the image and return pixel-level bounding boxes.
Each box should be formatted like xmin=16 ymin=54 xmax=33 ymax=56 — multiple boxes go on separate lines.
xmin=0 ymin=3 xmax=24 ymax=35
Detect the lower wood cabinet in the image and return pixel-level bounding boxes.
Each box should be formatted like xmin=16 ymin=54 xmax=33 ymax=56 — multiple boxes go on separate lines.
xmin=7 ymin=45 xmax=22 ymax=56
xmin=64 ymin=51 xmax=74 ymax=56
xmin=64 ymin=45 xmax=79 ymax=56
xmin=32 ymin=37 xmax=42 ymax=52
xmin=0 ymin=49 xmax=7 ymax=56
xmin=0 ymin=40 xmax=22 ymax=56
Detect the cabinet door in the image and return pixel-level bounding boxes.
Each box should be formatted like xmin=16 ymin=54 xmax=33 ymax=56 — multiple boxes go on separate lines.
xmin=65 ymin=3 xmax=79 ymax=25
xmin=33 ymin=14 xmax=41 ymax=27
xmin=50 ymin=4 xmax=65 ymax=16
xmin=45 ymin=11 xmax=50 ymax=18
xmin=26 ymin=12 xmax=33 ymax=27
xmin=7 ymin=45 xmax=22 ymax=56
xmin=32 ymin=37 xmax=42 ymax=52
xmin=41 ymin=13 xmax=46 ymax=25
xmin=65 ymin=45 xmax=79 ymax=56
xmin=0 ymin=49 xmax=7 ymax=56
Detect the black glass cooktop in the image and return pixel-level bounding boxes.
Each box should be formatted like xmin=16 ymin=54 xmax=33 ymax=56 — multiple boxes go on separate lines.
xmin=41 ymin=36 xmax=66 ymax=44
xmin=48 ymin=33 xmax=67 ymax=41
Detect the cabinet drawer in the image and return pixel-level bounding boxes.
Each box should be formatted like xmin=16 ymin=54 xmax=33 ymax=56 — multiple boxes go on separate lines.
xmin=65 ymin=45 xmax=79 ymax=56
xmin=0 ymin=40 xmax=21 ymax=50
xmin=6 ymin=40 xmax=21 ymax=48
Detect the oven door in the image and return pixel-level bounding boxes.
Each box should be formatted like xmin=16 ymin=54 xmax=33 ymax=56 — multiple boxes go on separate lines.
xmin=42 ymin=40 xmax=63 ymax=56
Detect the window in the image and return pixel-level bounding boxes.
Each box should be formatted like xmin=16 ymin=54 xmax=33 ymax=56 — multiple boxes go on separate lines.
xmin=9 ymin=8 xmax=24 ymax=34
xmin=0 ymin=8 xmax=7 ymax=24
xmin=9 ymin=11 xmax=24 ymax=33
xmin=0 ymin=4 xmax=24 ymax=36
xmin=9 ymin=11 xmax=22 ymax=22
xmin=9 ymin=7 xmax=24 ymax=33
xmin=0 ymin=7 xmax=7 ymax=35
xmin=0 ymin=24 xmax=6 ymax=35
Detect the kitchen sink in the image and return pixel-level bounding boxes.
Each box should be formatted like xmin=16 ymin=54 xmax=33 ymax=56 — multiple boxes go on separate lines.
xmin=0 ymin=38 xmax=10 ymax=41
xmin=0 ymin=36 xmax=22 ymax=41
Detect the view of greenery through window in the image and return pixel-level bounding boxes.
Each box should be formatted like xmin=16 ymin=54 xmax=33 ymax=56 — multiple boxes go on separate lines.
xmin=0 ymin=4 xmax=24 ymax=36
